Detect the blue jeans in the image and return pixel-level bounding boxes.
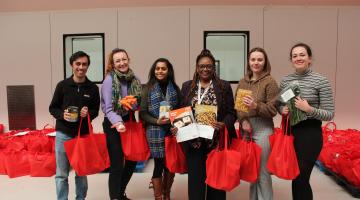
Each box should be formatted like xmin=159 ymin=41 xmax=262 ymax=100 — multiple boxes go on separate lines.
xmin=55 ymin=131 xmax=88 ymax=200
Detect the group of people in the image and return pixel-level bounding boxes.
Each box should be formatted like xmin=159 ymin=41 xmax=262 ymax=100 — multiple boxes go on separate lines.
xmin=49 ymin=42 xmax=334 ymax=200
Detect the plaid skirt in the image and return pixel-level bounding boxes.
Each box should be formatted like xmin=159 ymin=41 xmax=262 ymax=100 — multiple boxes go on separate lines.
xmin=146 ymin=125 xmax=166 ymax=158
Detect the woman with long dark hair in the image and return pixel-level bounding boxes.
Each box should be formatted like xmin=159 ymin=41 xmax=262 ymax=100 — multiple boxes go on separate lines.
xmin=140 ymin=58 xmax=181 ymax=200
xmin=178 ymin=49 xmax=236 ymax=200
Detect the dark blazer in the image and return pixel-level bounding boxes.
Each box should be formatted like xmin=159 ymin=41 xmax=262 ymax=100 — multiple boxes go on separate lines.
xmin=180 ymin=79 xmax=236 ymax=140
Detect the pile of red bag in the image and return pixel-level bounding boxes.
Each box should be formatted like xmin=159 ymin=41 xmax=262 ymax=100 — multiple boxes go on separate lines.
xmin=0 ymin=125 xmax=56 ymax=178
xmin=318 ymin=122 xmax=360 ymax=187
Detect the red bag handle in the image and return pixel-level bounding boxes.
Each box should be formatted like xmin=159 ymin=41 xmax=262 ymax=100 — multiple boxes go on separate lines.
xmin=127 ymin=110 xmax=142 ymax=123
xmin=282 ymin=115 xmax=291 ymax=135
xmin=324 ymin=122 xmax=337 ymax=132
xmin=235 ymin=128 xmax=241 ymax=139
xmin=42 ymin=124 xmax=54 ymax=130
xmin=248 ymin=131 xmax=254 ymax=142
xmin=76 ymin=115 xmax=94 ymax=138
xmin=217 ymin=127 xmax=229 ymax=151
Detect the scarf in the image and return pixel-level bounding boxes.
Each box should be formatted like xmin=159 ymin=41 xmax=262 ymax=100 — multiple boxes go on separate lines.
xmin=147 ymin=81 xmax=178 ymax=135
xmin=111 ymin=68 xmax=142 ymax=116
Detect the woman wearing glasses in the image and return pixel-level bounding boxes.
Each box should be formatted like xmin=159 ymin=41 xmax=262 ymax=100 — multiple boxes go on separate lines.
xmin=175 ymin=49 xmax=236 ymax=200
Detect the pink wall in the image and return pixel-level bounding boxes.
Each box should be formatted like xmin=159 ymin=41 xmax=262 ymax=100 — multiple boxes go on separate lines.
xmin=1 ymin=0 xmax=360 ymax=12
xmin=0 ymin=5 xmax=359 ymax=131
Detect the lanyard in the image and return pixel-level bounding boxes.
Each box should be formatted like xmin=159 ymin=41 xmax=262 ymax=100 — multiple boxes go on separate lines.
xmin=197 ymin=80 xmax=212 ymax=105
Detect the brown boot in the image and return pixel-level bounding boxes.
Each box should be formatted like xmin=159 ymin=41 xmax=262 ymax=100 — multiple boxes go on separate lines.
xmin=162 ymin=172 xmax=175 ymax=200
xmin=151 ymin=177 xmax=163 ymax=200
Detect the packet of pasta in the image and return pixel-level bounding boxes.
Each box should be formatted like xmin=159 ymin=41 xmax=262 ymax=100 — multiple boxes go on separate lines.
xmin=235 ymin=89 xmax=253 ymax=113
xmin=194 ymin=105 xmax=217 ymax=126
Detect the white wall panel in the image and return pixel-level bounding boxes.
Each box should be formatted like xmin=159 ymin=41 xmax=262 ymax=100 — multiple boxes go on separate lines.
xmin=264 ymin=6 xmax=338 ymax=87
xmin=0 ymin=12 xmax=51 ymax=131
xmin=335 ymin=7 xmax=360 ymax=129
xmin=116 ymin=7 xmax=190 ymax=86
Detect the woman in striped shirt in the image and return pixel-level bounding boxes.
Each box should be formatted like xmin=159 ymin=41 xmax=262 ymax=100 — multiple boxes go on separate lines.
xmin=279 ymin=43 xmax=334 ymax=200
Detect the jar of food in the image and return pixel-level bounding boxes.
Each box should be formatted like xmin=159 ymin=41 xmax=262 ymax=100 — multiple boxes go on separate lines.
xmin=67 ymin=106 xmax=79 ymax=122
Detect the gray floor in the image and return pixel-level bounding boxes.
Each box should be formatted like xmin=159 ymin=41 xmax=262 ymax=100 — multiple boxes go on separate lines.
xmin=0 ymin=159 xmax=357 ymax=200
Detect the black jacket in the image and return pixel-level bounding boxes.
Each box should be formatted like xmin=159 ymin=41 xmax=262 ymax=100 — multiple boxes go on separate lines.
xmin=49 ymin=76 xmax=100 ymax=137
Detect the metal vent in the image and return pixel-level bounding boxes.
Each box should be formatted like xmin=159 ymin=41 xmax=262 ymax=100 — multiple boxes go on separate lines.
xmin=7 ymin=85 xmax=36 ymax=130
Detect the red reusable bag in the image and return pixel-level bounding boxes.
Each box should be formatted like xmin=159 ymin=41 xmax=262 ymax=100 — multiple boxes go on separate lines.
xmin=239 ymin=133 xmax=262 ymax=183
xmin=0 ymin=151 xmax=7 ymax=175
xmin=29 ymin=152 xmax=56 ymax=177
xmin=2 ymin=135 xmax=30 ymax=178
xmin=0 ymin=134 xmax=8 ymax=175
xmin=230 ymin=129 xmax=262 ymax=183
xmin=165 ymin=136 xmax=187 ymax=173
xmin=120 ymin=113 xmax=150 ymax=161
xmin=27 ymin=131 xmax=54 ymax=153
xmin=4 ymin=150 xmax=30 ymax=178
xmin=267 ymin=116 xmax=299 ymax=180
xmin=64 ymin=115 xmax=110 ymax=176
xmin=205 ymin=128 xmax=241 ymax=191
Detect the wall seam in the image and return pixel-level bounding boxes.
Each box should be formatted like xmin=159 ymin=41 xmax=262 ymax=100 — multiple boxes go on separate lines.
xmin=117 ymin=9 xmax=119 ymax=47
xmin=334 ymin=7 xmax=339 ymax=121
xmin=188 ymin=7 xmax=191 ymax=79
xmin=48 ymin=12 xmax=54 ymax=125
xmin=262 ymin=6 xmax=265 ymax=48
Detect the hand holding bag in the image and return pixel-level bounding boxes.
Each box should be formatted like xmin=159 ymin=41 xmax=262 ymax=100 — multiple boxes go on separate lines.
xmin=205 ymin=127 xmax=241 ymax=191
xmin=64 ymin=115 xmax=110 ymax=176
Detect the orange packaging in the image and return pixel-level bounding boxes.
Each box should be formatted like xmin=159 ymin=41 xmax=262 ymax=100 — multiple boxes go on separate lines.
xmin=234 ymin=89 xmax=253 ymax=113
xmin=169 ymin=106 xmax=195 ymax=129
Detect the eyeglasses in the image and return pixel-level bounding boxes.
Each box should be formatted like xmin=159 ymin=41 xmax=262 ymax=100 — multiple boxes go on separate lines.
xmin=198 ymin=64 xmax=214 ymax=70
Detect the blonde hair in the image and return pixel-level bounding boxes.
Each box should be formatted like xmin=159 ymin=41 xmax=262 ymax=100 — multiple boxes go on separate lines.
xmin=105 ymin=48 xmax=129 ymax=75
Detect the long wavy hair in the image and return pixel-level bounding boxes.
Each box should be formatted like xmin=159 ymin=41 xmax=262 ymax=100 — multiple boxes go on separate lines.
xmin=105 ymin=48 xmax=129 ymax=75
xmin=146 ymin=58 xmax=179 ymax=91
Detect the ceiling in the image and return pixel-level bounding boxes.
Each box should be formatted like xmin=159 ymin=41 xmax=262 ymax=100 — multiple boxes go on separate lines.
xmin=1 ymin=0 xmax=360 ymax=12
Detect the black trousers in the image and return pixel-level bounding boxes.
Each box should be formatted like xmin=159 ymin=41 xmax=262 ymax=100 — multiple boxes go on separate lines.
xmin=103 ymin=117 xmax=137 ymax=200
xmin=291 ymin=119 xmax=322 ymax=200
xmin=182 ymin=142 xmax=226 ymax=200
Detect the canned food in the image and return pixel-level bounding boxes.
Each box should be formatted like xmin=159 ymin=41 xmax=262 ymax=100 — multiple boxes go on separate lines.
xmin=67 ymin=106 xmax=79 ymax=122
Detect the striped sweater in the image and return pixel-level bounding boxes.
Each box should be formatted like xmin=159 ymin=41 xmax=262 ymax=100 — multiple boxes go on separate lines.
xmin=279 ymin=68 xmax=335 ymax=121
